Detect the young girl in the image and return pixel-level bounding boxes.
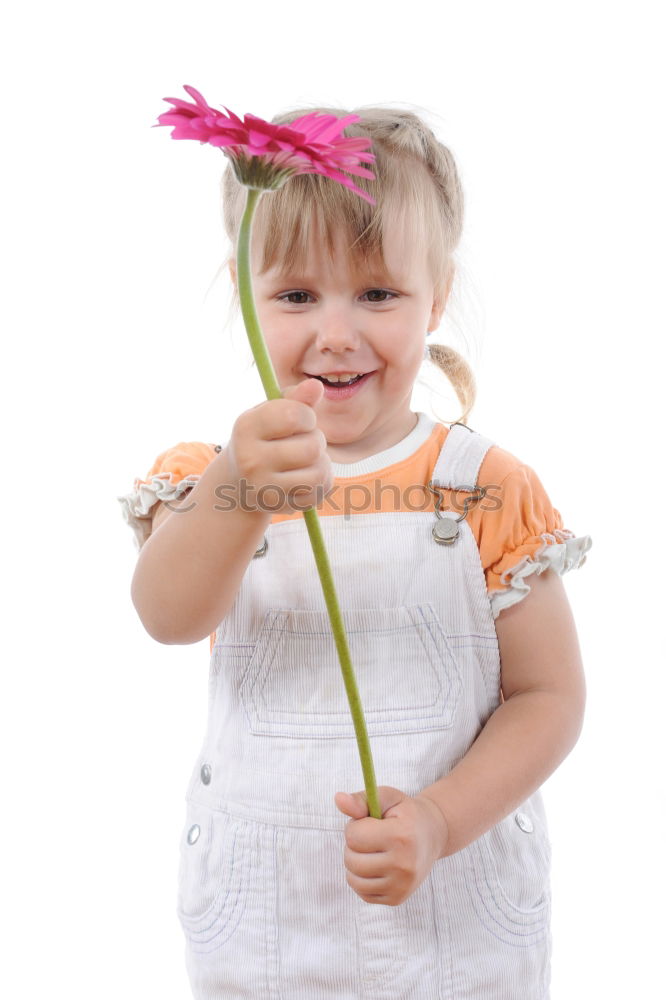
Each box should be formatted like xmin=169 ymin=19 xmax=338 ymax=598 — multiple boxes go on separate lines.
xmin=118 ymin=106 xmax=592 ymax=999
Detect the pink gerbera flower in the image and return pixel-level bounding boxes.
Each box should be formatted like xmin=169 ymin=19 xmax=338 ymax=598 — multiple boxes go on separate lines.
xmin=155 ymin=84 xmax=383 ymax=820
xmin=155 ymin=84 xmax=377 ymax=204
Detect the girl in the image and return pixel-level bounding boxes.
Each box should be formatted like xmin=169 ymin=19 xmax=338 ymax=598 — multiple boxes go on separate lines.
xmin=118 ymin=106 xmax=592 ymax=999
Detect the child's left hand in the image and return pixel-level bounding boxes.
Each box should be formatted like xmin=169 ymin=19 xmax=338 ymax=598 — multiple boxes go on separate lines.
xmin=334 ymin=786 xmax=449 ymax=906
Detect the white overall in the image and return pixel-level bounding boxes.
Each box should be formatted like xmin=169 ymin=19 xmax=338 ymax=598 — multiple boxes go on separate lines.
xmin=176 ymin=423 xmax=553 ymax=999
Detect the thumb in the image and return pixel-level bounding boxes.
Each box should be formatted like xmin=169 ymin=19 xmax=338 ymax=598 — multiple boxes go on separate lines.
xmin=335 ymin=786 xmax=408 ymax=821
xmin=334 ymin=791 xmax=369 ymax=820
xmin=282 ymin=376 xmax=324 ymax=408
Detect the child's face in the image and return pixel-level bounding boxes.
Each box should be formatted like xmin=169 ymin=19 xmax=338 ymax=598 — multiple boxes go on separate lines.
xmin=242 ymin=219 xmax=445 ymax=462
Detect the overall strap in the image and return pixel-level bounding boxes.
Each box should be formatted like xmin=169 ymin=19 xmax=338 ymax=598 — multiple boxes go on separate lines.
xmin=431 ymin=422 xmax=496 ymax=491
xmin=427 ymin=423 xmax=497 ymax=546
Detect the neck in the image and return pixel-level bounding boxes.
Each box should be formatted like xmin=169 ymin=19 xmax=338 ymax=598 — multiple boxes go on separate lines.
xmin=326 ymin=411 xmax=419 ymax=464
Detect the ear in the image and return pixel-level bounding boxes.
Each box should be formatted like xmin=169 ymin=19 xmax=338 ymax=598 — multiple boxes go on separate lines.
xmin=428 ymin=264 xmax=455 ymax=333
xmin=428 ymin=298 xmax=443 ymax=334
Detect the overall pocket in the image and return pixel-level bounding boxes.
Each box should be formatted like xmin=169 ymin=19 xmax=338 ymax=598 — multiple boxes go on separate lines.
xmin=176 ymin=803 xmax=253 ymax=955
xmin=464 ymin=798 xmax=552 ymax=947
xmin=354 ymin=877 xmax=442 ymax=995
xmin=238 ymin=603 xmax=462 ymax=739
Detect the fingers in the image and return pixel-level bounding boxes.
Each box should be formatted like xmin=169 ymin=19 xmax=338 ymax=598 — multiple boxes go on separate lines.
xmin=283 ymin=376 xmax=324 ymax=408
xmin=344 ymin=815 xmax=399 ymax=856
xmin=227 ymin=376 xmax=332 ymax=515
xmin=253 ymin=396 xmax=317 ymax=441
xmin=344 ymin=844 xmax=387 ymax=880
xmin=267 ymin=427 xmax=328 ymax=474
xmin=345 ymin=872 xmax=388 ymax=901
xmin=274 ymin=377 xmax=323 ymax=435
xmin=338 ymin=789 xmax=437 ymax=906
xmin=230 ymin=394 xmax=332 ymax=505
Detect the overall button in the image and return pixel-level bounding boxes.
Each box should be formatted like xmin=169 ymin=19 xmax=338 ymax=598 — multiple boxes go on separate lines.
xmin=432 ymin=518 xmax=459 ymax=544
xmin=515 ymin=811 xmax=534 ymax=834
xmin=200 ymin=763 xmax=212 ymax=785
xmin=187 ymin=824 xmax=201 ymax=845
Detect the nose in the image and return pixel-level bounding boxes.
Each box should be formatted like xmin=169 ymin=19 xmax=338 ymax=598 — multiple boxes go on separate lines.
xmin=314 ymin=301 xmax=361 ymax=355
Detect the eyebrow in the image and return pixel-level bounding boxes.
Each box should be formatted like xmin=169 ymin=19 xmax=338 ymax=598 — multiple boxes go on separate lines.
xmin=267 ymin=266 xmax=401 ymax=285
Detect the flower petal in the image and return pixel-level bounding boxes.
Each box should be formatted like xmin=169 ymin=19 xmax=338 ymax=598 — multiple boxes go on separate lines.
xmin=182 ymin=84 xmax=215 ymax=110
xmin=156 ymin=86 xmax=377 ymax=200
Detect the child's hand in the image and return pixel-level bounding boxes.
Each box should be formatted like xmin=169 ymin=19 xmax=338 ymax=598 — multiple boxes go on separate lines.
xmin=334 ymin=786 xmax=449 ymax=907
xmin=226 ymin=377 xmax=334 ymax=516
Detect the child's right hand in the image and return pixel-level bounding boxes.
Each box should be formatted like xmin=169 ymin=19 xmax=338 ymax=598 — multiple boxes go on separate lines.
xmin=226 ymin=377 xmax=334 ymax=516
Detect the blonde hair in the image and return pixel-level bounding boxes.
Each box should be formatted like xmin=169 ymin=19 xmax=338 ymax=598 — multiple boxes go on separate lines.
xmin=218 ymin=104 xmax=476 ymax=425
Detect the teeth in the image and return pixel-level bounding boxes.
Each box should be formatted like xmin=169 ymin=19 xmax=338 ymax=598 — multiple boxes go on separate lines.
xmin=320 ymin=373 xmax=362 ymax=384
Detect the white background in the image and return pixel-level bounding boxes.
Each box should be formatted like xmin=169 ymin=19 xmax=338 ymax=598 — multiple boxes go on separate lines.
xmin=3 ymin=1 xmax=664 ymax=996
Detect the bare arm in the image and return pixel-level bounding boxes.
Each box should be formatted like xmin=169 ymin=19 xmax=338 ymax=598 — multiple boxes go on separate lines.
xmin=416 ymin=568 xmax=587 ymax=858
xmin=130 ymin=378 xmax=331 ymax=647
xmin=130 ymin=376 xmax=332 ymax=646
xmin=130 ymin=448 xmax=272 ymax=645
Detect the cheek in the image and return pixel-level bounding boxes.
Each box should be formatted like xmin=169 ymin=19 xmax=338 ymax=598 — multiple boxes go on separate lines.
xmin=262 ymin=325 xmax=300 ymax=371
xmin=380 ymin=328 xmax=423 ymax=369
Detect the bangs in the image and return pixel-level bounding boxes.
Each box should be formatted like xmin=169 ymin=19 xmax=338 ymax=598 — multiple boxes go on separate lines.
xmin=251 ymin=172 xmax=382 ymax=277
xmin=221 ymin=108 xmax=456 ymax=307
xmin=250 ymin=156 xmax=439 ymax=287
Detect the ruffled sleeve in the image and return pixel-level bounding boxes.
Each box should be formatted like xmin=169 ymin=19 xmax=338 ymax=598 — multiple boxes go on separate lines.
xmin=482 ymin=461 xmax=592 ymax=620
xmin=117 ymin=441 xmax=220 ymax=552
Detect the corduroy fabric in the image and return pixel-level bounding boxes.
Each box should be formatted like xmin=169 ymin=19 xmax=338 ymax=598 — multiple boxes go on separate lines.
xmin=116 ymin=412 xmax=592 ymax=656
xmin=176 ymin=424 xmax=553 ymax=998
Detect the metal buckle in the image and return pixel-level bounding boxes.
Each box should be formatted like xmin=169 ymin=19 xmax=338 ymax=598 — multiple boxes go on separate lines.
xmin=426 ymin=481 xmax=487 ymax=545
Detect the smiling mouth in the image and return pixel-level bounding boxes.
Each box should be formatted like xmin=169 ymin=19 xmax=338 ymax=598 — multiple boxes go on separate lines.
xmin=306 ymin=372 xmax=375 ymax=387
xmin=303 ymin=371 xmax=376 ymax=401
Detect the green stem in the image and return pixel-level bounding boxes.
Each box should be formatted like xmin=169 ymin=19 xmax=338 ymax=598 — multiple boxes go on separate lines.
xmin=236 ymin=186 xmax=381 ymax=821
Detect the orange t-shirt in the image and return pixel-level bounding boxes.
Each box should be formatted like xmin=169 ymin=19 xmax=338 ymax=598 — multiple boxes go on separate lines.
xmin=119 ymin=415 xmax=590 ymax=654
